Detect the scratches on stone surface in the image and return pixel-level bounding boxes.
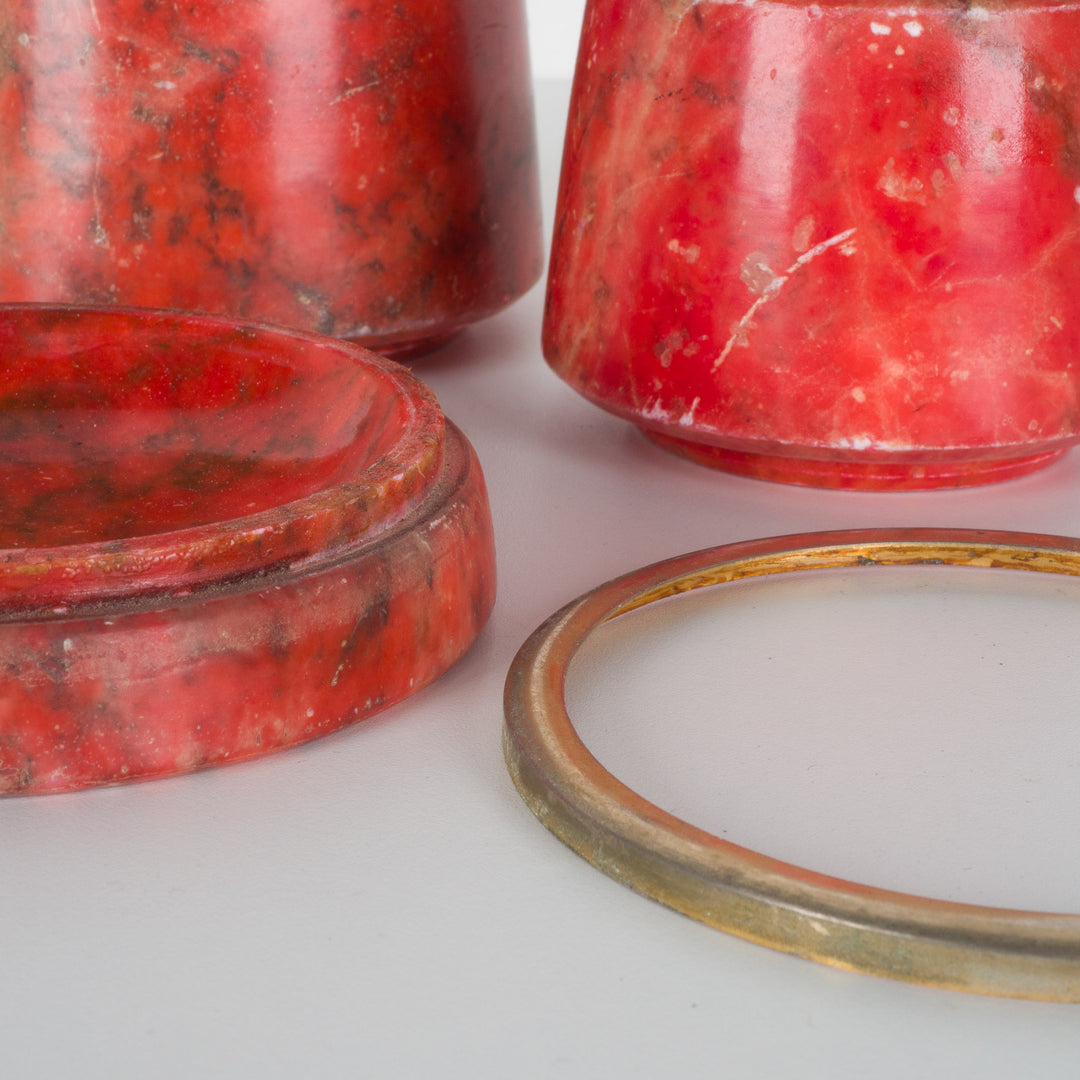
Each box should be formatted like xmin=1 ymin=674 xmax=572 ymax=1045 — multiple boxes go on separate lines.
xmin=713 ymin=228 xmax=857 ymax=371
xmin=332 ymin=78 xmax=381 ymax=104
xmin=790 ymin=227 xmax=858 ymax=272
xmin=91 ymin=152 xmax=111 ymax=250
xmin=993 ymin=218 xmax=1080 ymax=287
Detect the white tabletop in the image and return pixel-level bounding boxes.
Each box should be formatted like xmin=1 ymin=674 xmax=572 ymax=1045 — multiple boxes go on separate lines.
xmin=3 ymin=79 xmax=1080 ymax=1078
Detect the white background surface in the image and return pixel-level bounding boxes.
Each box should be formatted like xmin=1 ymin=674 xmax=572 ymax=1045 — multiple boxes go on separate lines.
xmin=4 ymin=35 xmax=1080 ymax=1080
xmin=526 ymin=0 xmax=587 ymax=78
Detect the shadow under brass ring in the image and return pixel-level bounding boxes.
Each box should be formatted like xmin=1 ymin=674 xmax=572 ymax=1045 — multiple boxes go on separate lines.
xmin=503 ymin=528 xmax=1080 ymax=1001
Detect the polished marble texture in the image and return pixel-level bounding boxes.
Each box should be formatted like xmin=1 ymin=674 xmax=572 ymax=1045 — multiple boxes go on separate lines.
xmin=0 ymin=0 xmax=542 ymax=355
xmin=0 ymin=306 xmax=495 ymax=794
xmin=1 ymin=81 xmax=1079 ymax=1078
xmin=544 ymin=0 xmax=1080 ymax=488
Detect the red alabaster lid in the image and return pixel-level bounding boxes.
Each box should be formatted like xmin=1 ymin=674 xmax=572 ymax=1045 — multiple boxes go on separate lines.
xmin=0 ymin=305 xmax=446 ymax=616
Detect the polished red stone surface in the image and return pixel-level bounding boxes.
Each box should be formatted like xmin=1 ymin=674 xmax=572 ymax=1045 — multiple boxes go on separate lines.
xmin=0 ymin=1 xmax=542 ymax=356
xmin=0 ymin=306 xmax=496 ymax=794
xmin=544 ymin=0 xmax=1080 ymax=489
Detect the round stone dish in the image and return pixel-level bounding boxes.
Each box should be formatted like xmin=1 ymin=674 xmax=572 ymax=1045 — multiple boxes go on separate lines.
xmin=0 ymin=305 xmax=495 ymax=795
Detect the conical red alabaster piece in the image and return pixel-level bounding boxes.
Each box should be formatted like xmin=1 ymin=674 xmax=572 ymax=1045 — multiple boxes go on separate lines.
xmin=544 ymin=0 xmax=1080 ymax=489
xmin=0 ymin=1 xmax=542 ymax=357
xmin=0 ymin=306 xmax=496 ymax=795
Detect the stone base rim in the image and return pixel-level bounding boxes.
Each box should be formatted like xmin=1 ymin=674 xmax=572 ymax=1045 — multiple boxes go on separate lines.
xmin=347 ymin=329 xmax=460 ymax=362
xmin=642 ymin=430 xmax=1069 ymax=491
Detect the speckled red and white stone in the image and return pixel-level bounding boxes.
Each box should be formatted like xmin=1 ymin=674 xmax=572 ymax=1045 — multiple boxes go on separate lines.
xmin=0 ymin=0 xmax=542 ymax=356
xmin=0 ymin=306 xmax=496 ymax=795
xmin=544 ymin=0 xmax=1080 ymax=488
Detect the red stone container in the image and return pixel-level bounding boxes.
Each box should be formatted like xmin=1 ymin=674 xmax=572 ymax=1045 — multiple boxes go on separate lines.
xmin=0 ymin=305 xmax=496 ymax=795
xmin=544 ymin=0 xmax=1080 ymax=489
xmin=0 ymin=1 xmax=542 ymax=357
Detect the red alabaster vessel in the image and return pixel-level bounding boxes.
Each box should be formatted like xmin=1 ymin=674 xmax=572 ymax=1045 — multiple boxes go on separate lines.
xmin=544 ymin=0 xmax=1080 ymax=489
xmin=0 ymin=0 xmax=542 ymax=357
xmin=0 ymin=305 xmax=496 ymax=795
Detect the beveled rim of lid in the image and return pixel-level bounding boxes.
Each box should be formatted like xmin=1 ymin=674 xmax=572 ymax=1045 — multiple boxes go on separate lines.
xmin=0 ymin=305 xmax=445 ymax=617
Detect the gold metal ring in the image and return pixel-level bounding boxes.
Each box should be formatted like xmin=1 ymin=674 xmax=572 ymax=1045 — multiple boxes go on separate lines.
xmin=503 ymin=529 xmax=1080 ymax=1001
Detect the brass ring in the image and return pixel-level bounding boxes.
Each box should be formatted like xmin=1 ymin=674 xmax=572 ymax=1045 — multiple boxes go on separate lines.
xmin=503 ymin=529 xmax=1080 ymax=1001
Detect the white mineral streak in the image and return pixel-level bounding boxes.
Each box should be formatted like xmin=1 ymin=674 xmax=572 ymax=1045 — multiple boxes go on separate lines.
xmin=678 ymin=397 xmax=702 ymax=425
xmin=667 ymin=238 xmax=702 ymax=263
xmin=877 ymin=158 xmax=926 ymax=204
xmin=640 ymin=399 xmax=673 ymax=424
xmin=332 ymin=79 xmax=381 ymax=105
xmin=712 ymin=229 xmax=857 ymax=371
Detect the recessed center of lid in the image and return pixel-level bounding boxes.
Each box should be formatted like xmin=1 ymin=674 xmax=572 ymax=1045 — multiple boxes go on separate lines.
xmin=0 ymin=312 xmax=415 ymax=547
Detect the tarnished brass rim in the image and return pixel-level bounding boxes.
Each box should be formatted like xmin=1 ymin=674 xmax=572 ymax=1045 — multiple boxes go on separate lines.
xmin=503 ymin=528 xmax=1080 ymax=1002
